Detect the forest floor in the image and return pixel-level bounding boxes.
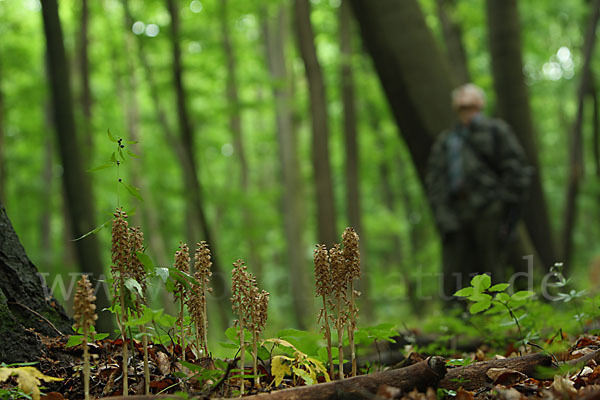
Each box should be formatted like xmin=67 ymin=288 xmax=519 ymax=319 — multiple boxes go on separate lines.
xmin=2 ymin=330 xmax=600 ymax=399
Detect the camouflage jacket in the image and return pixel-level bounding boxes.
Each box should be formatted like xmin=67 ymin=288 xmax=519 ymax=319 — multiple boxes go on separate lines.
xmin=426 ymin=114 xmax=533 ymax=233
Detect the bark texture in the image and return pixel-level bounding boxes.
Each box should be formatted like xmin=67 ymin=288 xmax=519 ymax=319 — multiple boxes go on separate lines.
xmin=295 ymin=0 xmax=338 ymax=247
xmin=561 ymin=0 xmax=600 ymax=265
xmin=439 ymin=352 xmax=553 ymax=391
xmin=349 ymin=0 xmax=455 ymax=183
xmin=435 ymin=0 xmax=470 ymax=84
xmin=242 ymin=357 xmax=446 ymax=400
xmin=0 ymin=201 xmax=73 ymax=363
xmin=41 ymin=0 xmax=112 ymax=332
xmin=486 ymin=0 xmax=556 ymax=267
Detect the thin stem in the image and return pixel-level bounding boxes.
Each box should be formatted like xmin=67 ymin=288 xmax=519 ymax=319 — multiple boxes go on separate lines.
xmin=348 ymin=281 xmax=356 ymax=377
xmin=252 ymin=331 xmax=259 ymax=387
xmin=240 ymin=324 xmax=245 ymax=396
xmin=337 ymin=297 xmax=344 ymax=380
xmin=322 ymin=295 xmax=334 ymax=378
xmin=119 ymin=276 xmax=128 ymax=395
xmin=83 ymin=324 xmax=90 ymax=400
xmin=180 ymin=294 xmax=186 ymax=363
xmin=136 ymin=304 xmax=150 ymax=395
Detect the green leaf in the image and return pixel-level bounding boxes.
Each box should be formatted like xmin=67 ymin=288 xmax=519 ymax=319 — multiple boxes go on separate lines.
xmin=126 ymin=150 xmax=140 ymax=158
xmin=107 ymin=128 xmax=118 ymax=142
xmin=124 ymin=278 xmax=144 ymax=298
xmin=495 ymin=292 xmax=510 ymax=302
xmin=511 ymin=291 xmax=534 ymax=301
xmin=72 ymin=219 xmax=111 ymax=241
xmin=489 ymin=283 xmax=510 ymax=292
xmin=471 ymin=274 xmax=491 ymax=292
xmin=93 ymin=333 xmax=109 ymax=341
xmin=156 ymin=268 xmax=169 ymax=283
xmin=225 ymin=327 xmax=239 ymax=344
xmin=468 ymin=292 xmax=492 ymax=303
xmin=136 ymin=251 xmax=154 ymax=272
xmin=120 ymin=181 xmax=143 ymax=202
xmin=470 ymin=299 xmax=492 ymax=314
xmin=218 ymin=342 xmax=239 ymax=349
xmin=87 ymin=163 xmax=114 ymax=172
xmin=155 ymin=312 xmax=177 ymax=327
xmin=292 ymin=367 xmax=314 ymax=385
xmin=110 ymin=152 xmax=118 ymax=163
xmin=454 ymin=287 xmax=474 ymax=297
xmin=65 ymin=335 xmax=84 ymax=348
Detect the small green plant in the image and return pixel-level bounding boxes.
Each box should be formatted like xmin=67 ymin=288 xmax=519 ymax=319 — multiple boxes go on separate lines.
xmin=188 ymin=241 xmax=213 ymax=357
xmin=454 ymin=274 xmax=534 ymax=350
xmin=268 ymin=338 xmax=330 ymax=387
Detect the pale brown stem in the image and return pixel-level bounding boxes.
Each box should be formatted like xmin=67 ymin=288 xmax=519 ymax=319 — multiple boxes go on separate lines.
xmin=202 ymin=284 xmax=209 ymax=354
xmin=348 ymin=281 xmax=356 ymax=377
xmin=180 ymin=294 xmax=186 ymax=363
xmin=83 ymin=325 xmax=90 ymax=400
xmin=119 ymin=277 xmax=128 ymax=395
xmin=240 ymin=324 xmax=245 ymax=395
xmin=136 ymin=304 xmax=150 ymax=395
xmin=253 ymin=331 xmax=259 ymax=387
xmin=322 ymin=295 xmax=334 ymax=378
xmin=337 ymin=297 xmax=344 ymax=380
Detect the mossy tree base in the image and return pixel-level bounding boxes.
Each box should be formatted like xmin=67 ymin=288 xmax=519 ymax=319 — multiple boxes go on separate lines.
xmin=0 ymin=202 xmax=73 ymax=363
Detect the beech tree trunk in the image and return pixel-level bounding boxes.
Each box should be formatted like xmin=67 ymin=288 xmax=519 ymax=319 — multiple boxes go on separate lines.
xmin=561 ymin=0 xmax=600 ymax=266
xmin=263 ymin=4 xmax=311 ymax=329
xmin=349 ymin=0 xmax=455 ymax=182
xmin=339 ymin=0 xmax=372 ymax=318
xmin=41 ymin=0 xmax=112 ymax=332
xmin=486 ymin=0 xmax=556 ymax=268
xmin=0 ymin=61 xmax=5 ymax=203
xmin=294 ymin=0 xmax=338 ymax=247
xmin=435 ymin=0 xmax=470 ymax=84
xmin=78 ymin=0 xmax=93 ymax=160
xmin=220 ymin=0 xmax=263 ymax=280
xmin=0 ymin=201 xmax=73 ymax=363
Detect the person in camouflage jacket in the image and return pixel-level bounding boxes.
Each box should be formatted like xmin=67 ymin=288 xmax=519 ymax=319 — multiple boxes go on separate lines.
xmin=426 ymin=84 xmax=532 ymax=303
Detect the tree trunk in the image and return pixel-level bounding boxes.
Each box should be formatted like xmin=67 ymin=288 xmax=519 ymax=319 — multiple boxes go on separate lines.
xmin=242 ymin=357 xmax=446 ymax=400
xmin=262 ymin=4 xmax=311 ymax=329
xmin=486 ymin=0 xmax=556 ymax=267
xmin=435 ymin=0 xmax=470 ymax=84
xmin=220 ymin=0 xmax=263 ymax=279
xmin=162 ymin=0 xmax=230 ymax=321
xmin=349 ymin=0 xmax=455 ymax=183
xmin=0 ymin=61 xmax=5 ymax=203
xmin=294 ymin=0 xmax=338 ymax=247
xmin=340 ymin=0 xmax=372 ymax=318
xmin=561 ymin=0 xmax=600 ymax=266
xmin=78 ymin=0 xmax=93 ymax=160
xmin=0 ymin=201 xmax=73 ymax=363
xmin=40 ymin=0 xmax=112 ymax=332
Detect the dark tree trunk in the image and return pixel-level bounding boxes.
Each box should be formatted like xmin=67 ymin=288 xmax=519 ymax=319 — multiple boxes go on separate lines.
xmin=340 ymin=0 xmax=372 ymax=318
xmin=220 ymin=0 xmax=263 ymax=279
xmin=78 ymin=0 xmax=93 ymax=159
xmin=41 ymin=0 xmax=112 ymax=332
xmin=349 ymin=0 xmax=455 ymax=183
xmin=435 ymin=0 xmax=470 ymax=84
xmin=263 ymin=4 xmax=311 ymax=329
xmin=0 ymin=61 xmax=4 ymax=203
xmin=486 ymin=0 xmax=556 ymax=268
xmin=294 ymin=0 xmax=338 ymax=247
xmin=0 ymin=201 xmax=73 ymax=363
xmin=561 ymin=0 xmax=600 ymax=266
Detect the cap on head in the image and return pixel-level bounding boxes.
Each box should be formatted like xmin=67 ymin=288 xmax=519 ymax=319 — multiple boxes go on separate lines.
xmin=452 ymin=83 xmax=485 ymax=111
